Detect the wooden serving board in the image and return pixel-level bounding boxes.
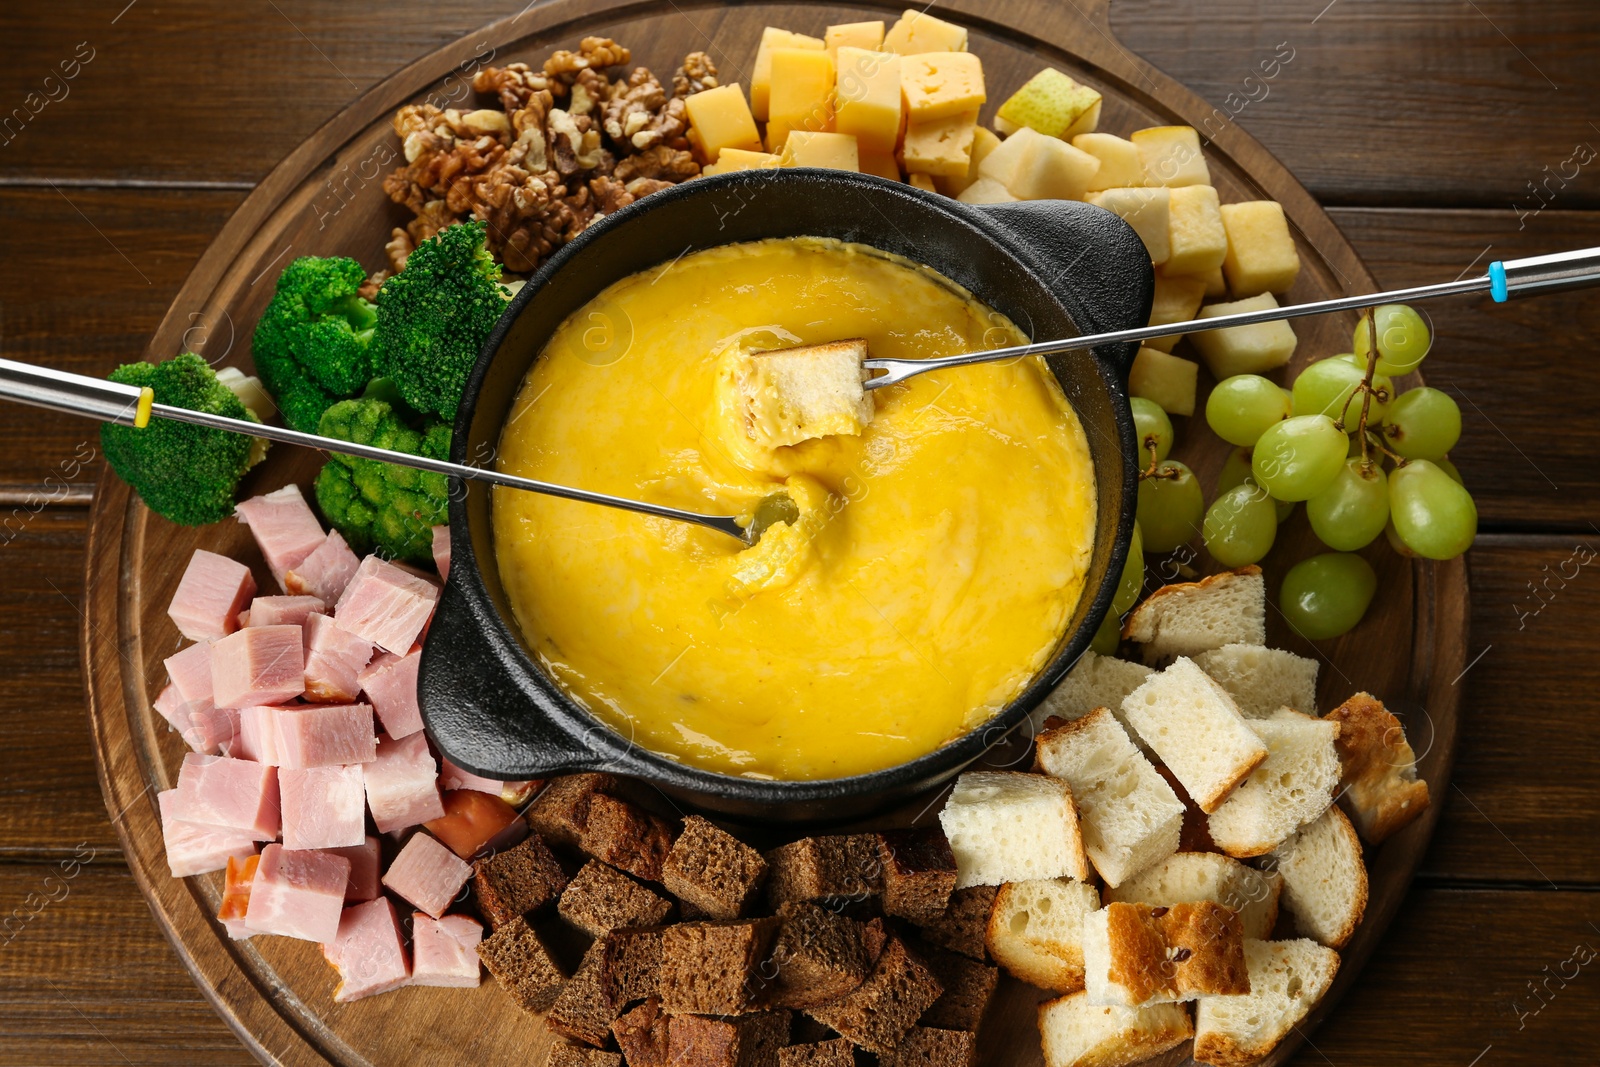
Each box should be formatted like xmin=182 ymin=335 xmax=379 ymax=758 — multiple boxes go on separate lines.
xmin=82 ymin=1 xmax=1467 ymax=1064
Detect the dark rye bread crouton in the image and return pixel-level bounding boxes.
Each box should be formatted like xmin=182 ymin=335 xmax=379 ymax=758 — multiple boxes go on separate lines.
xmin=659 ymin=918 xmax=782 ymax=1016
xmin=877 ymin=829 xmax=958 ymax=925
xmin=598 ymin=925 xmax=666 ymax=1005
xmin=580 ymin=794 xmax=677 ymax=882
xmin=918 ymin=949 xmax=999 ymax=1032
xmin=805 ymin=937 xmax=944 ymax=1054
xmin=547 ymin=942 xmax=622 ymax=1048
xmin=877 ymin=1027 xmax=978 ymax=1067
xmin=765 ymin=835 xmax=883 ymax=908
xmin=546 ymin=1043 xmax=622 ymax=1067
xmin=612 ymin=997 xmax=671 ymax=1067
xmin=766 ymin=902 xmax=871 ymax=1009
xmin=914 ymin=886 xmax=996 ymax=961
xmin=662 ymin=815 xmax=770 ymax=919
xmin=527 ymin=773 xmax=617 ymax=849
xmin=472 ymin=834 xmax=569 ymax=928
xmin=476 ymin=916 xmax=568 ymax=1012
xmin=559 ymin=861 xmax=674 ymax=937
xmin=776 ymin=1040 xmax=855 ymax=1067
xmin=666 ymin=1011 xmax=791 ymax=1067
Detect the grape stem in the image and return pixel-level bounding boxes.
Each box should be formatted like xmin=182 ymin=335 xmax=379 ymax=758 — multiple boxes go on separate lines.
xmin=1138 ymin=437 xmax=1175 ymax=480
xmin=1363 ymin=429 xmax=1408 ymax=466
xmin=1341 ymin=309 xmax=1384 ymax=464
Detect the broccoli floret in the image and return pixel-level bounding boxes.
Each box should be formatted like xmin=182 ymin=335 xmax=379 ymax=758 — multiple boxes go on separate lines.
xmin=314 ymin=397 xmax=452 ymax=564
xmin=373 ymin=221 xmax=511 ymax=421
xmin=252 ymin=256 xmax=378 ymax=431
xmin=101 ymin=353 xmax=264 ymax=526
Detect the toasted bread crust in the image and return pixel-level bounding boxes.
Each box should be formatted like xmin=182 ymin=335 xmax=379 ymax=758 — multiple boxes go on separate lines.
xmin=1101 ymin=901 xmax=1249 ymax=1004
xmin=1323 ymin=692 xmax=1431 ymax=844
xmin=1122 ymin=565 xmax=1263 ymax=643
xmin=1322 ymin=806 xmax=1367 ymax=950
xmin=1193 ymin=744 xmax=1269 ymax=815
xmin=1038 ymin=992 xmax=1194 ymax=1067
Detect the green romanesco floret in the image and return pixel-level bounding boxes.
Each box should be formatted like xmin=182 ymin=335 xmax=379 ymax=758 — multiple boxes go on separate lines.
xmin=101 ymin=353 xmax=265 ymax=526
xmin=373 ymin=220 xmax=511 ymax=421
xmin=252 ymin=255 xmax=379 ymax=432
xmin=314 ymin=397 xmax=452 ymax=565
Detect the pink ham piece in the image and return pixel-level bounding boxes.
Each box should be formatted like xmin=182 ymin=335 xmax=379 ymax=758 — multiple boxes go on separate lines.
xmin=381 ymin=832 xmax=471 ymax=918
xmin=211 ymin=624 xmax=305 ymax=709
xmin=156 ymin=789 xmax=257 ymax=877
xmin=364 ymin=733 xmax=445 ymax=834
xmin=327 ymin=836 xmax=381 ymax=903
xmin=275 ymin=703 xmax=376 ymax=768
xmin=335 ymin=555 xmax=440 ymax=655
xmin=246 ymin=595 xmax=326 ymax=628
xmin=285 ymin=529 xmax=361 ymax=605
xmin=171 ymin=753 xmax=280 ymax=840
xmin=410 ymin=913 xmax=482 ymax=987
xmin=168 ymin=549 xmax=257 ymax=643
xmin=439 ymin=757 xmax=538 ymax=806
xmin=279 ymin=765 xmax=367 ymax=850
xmin=323 ymin=897 xmax=410 ymax=1002
xmin=153 ymin=679 xmax=241 ymax=757
xmin=234 ymin=705 xmax=282 ymax=765
xmin=235 ymin=486 xmax=326 ymax=590
xmin=431 ymin=525 xmax=451 ymax=581
xmin=244 ymin=844 xmax=349 ymax=943
xmin=357 ymin=649 xmax=423 ymax=740
xmin=302 ymin=614 xmax=374 ymax=704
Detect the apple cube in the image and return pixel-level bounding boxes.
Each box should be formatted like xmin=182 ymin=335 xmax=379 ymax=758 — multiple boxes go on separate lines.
xmin=956 ymin=177 xmax=1018 ymax=204
xmin=767 ymin=48 xmax=836 ymax=150
xmin=996 ymin=68 xmax=1102 ymax=139
xmin=1191 ymin=293 xmax=1298 ymax=379
xmin=901 ymin=52 xmax=986 ymax=123
xmin=778 ymin=131 xmax=860 ymax=171
xmin=1089 ymin=187 xmax=1170 ymax=264
xmin=1132 ymin=125 xmax=1211 ymax=187
xmin=902 ymin=109 xmax=977 ymax=177
xmin=1167 ymin=185 xmax=1228 ymax=276
xmin=1073 ymin=132 xmax=1143 ymax=191
xmin=825 ymin=20 xmax=884 ymax=55
xmin=1129 ymin=347 xmax=1200 ymax=417
xmin=683 ymin=84 xmax=762 ymax=163
xmin=751 ymin=28 xmax=823 ymax=120
xmin=1145 ymin=273 xmax=1209 ymax=352
xmin=1221 ymin=201 xmax=1301 ymax=297
xmin=883 ymin=9 xmax=969 ymax=54
xmin=834 ymin=47 xmax=902 ymax=153
xmin=979 ymin=126 xmax=1100 ymax=201
xmin=702 ymin=147 xmax=780 ymax=175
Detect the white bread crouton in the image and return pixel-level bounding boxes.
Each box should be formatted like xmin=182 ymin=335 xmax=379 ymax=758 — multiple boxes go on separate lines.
xmin=1039 ymin=991 xmax=1193 ymax=1067
xmin=1033 ymin=709 xmax=1184 ymax=887
xmin=1036 ymin=652 xmax=1155 ymax=746
xmin=1106 ymin=852 xmax=1282 ymax=941
xmin=1121 ymin=658 xmax=1268 ymax=814
xmin=940 ymin=771 xmax=1090 ymax=888
xmin=1207 ymin=709 xmax=1342 ymax=858
xmin=1265 ymin=805 xmax=1367 ymax=949
xmin=1323 ymin=692 xmax=1431 ymax=844
xmin=1193 ymin=643 xmax=1318 ymax=718
xmin=986 ymin=878 xmax=1102 ymax=992
xmin=1081 ymin=901 xmax=1249 ymax=1008
xmin=1123 ymin=566 xmax=1266 ymax=664
xmin=1192 ymin=938 xmax=1340 ymax=1067
xmin=732 ymin=339 xmax=874 ymax=449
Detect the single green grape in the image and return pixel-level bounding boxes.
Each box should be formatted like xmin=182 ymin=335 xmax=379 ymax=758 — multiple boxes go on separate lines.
xmin=1206 ymin=374 xmax=1292 ymax=447
xmin=1307 ymin=458 xmax=1390 ymax=551
xmin=1131 ymin=397 xmax=1174 ymax=464
xmin=1384 ymin=518 xmax=1416 ymax=557
xmin=1217 ymin=446 xmax=1253 ymax=496
xmin=1280 ymin=552 xmax=1378 ymax=640
xmin=1275 ymin=497 xmax=1295 ymax=524
xmin=1203 ymin=482 xmax=1278 ymax=567
xmin=1353 ymin=303 xmax=1432 ymax=376
xmin=1251 ymin=415 xmax=1347 ymax=501
xmin=1090 ymin=611 xmax=1121 ymax=654
xmin=1382 ymin=387 xmax=1461 ymax=461
xmin=1436 ymin=457 xmax=1464 ymax=485
xmin=1291 ymin=356 xmax=1392 ymax=426
xmin=1137 ymin=460 xmax=1203 ymax=553
xmin=1389 ymin=459 xmax=1477 ymax=560
xmin=1112 ymin=522 xmax=1145 ymax=615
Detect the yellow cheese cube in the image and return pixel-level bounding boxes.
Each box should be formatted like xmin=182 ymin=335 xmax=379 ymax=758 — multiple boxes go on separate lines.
xmin=902 ymin=110 xmax=977 ymax=177
xmin=767 ymin=48 xmax=837 ymax=150
xmin=702 ymin=147 xmax=781 ymax=175
xmin=883 ymin=9 xmax=968 ymax=54
xmin=935 ymin=125 xmax=1002 ymax=196
xmin=908 ymin=172 xmax=937 ymax=192
xmin=1166 ymin=185 xmax=1228 ymax=276
xmin=857 ymin=149 xmax=903 ymax=181
xmin=682 ymin=84 xmax=763 ymax=164
xmin=902 ymin=52 xmax=986 ymax=122
xmin=979 ymin=127 xmax=1100 ymax=201
xmin=779 ymin=130 xmax=860 ymax=171
xmin=995 ymin=68 xmax=1101 ymax=139
xmin=835 ymin=48 xmax=902 ymax=154
xmin=1073 ymin=133 xmax=1143 ymax=191
xmin=1191 ymin=293 xmax=1298 ymax=379
xmin=825 ymin=20 xmax=884 ymax=56
xmin=1129 ymin=347 xmax=1199 ymax=416
xmin=1132 ymin=126 xmax=1211 ymax=187
xmin=956 ymin=177 xmax=1018 ymax=204
xmin=1220 ymin=200 xmax=1301 ymax=297
xmin=1087 ymin=187 xmax=1170 ymax=263
xmin=1145 ymin=273 xmax=1208 ymax=352
xmin=752 ymin=28 xmax=824 ymax=121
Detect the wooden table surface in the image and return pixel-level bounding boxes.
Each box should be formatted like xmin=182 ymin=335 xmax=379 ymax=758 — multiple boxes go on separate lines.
xmin=1 ymin=1 xmax=1597 ymax=1063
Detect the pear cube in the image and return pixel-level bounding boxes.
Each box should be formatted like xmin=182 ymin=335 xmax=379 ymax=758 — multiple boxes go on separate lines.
xmin=1221 ymin=201 xmax=1302 ymax=297
xmin=1167 ymin=185 xmax=1229 ymax=276
xmin=979 ymin=126 xmax=1101 ymax=201
xmin=1129 ymin=348 xmax=1200 ymax=417
xmin=1132 ymin=126 xmax=1211 ymax=187
xmin=996 ymin=68 xmax=1103 ymax=139
xmin=1073 ymin=132 xmax=1143 ymax=191
xmin=1191 ymin=293 xmax=1298 ymax=379
xmin=1146 ymin=273 xmax=1208 ymax=352
xmin=1088 ymin=187 xmax=1170 ymax=264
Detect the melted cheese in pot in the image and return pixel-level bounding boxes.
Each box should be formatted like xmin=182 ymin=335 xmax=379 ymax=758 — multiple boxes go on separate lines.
xmin=493 ymin=237 xmax=1096 ymax=781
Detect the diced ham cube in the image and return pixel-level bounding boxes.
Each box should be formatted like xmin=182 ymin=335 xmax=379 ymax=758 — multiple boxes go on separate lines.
xmin=358 ymin=649 xmax=423 ymax=740
xmin=159 ymin=642 xmax=245 ymax=755
xmin=236 ymin=611 xmax=250 ymax=628
xmin=211 ymin=625 xmax=305 ymax=709
xmin=301 ymin=614 xmax=374 ymax=704
xmin=171 ymin=753 xmax=280 ymax=841
xmin=335 ymin=556 xmax=440 ymax=655
xmin=363 ymin=733 xmax=444 ymax=834
xmin=280 ymin=765 xmax=367 ymax=850
xmin=275 ymin=703 xmax=376 ymax=768
xmin=244 ymin=843 xmax=349 ymax=943
xmin=285 ymin=529 xmax=362 ymax=605
xmin=431 ymin=526 xmax=451 ymax=581
xmin=163 ymin=640 xmax=217 ymax=715
xmin=246 ymin=595 xmax=326 ymax=628
xmin=411 ymin=913 xmax=482 ymax=987
xmin=323 ymin=897 xmax=410 ymax=1002
xmin=156 ymin=789 xmax=257 ymax=878
xmin=218 ymin=854 xmax=259 ymax=939
xmin=382 ymin=832 xmax=471 ymax=919
xmin=234 ymin=706 xmax=281 ymax=765
xmin=168 ymin=549 xmax=257 ymax=643
xmin=327 ymin=836 xmax=381 ymax=903
xmin=235 ymin=485 xmax=326 ymax=590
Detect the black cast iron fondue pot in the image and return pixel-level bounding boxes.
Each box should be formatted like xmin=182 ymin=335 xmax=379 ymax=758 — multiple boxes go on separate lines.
xmin=420 ymin=168 xmax=1153 ymax=823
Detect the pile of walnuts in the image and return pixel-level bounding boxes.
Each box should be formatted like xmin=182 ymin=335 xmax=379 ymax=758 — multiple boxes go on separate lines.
xmin=377 ymin=38 xmax=719 ymax=278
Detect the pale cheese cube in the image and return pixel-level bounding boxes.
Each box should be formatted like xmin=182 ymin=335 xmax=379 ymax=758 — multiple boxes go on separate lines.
xmin=955 ymin=176 xmax=1018 ymax=204
xmin=981 ymin=126 xmax=1101 ymax=201
xmin=902 ymin=109 xmax=977 ymax=177
xmin=1129 ymin=347 xmax=1199 ymax=417
xmin=1191 ymin=293 xmax=1298 ymax=379
xmin=824 ymin=19 xmax=884 ymax=56
xmin=701 ymin=147 xmax=780 ymax=176
xmin=935 ymin=125 xmax=1001 ymax=196
xmin=751 ymin=28 xmax=824 ymax=121
xmin=834 ymin=47 xmax=902 ymax=153
xmin=682 ymin=84 xmax=762 ymax=163
xmin=1221 ymin=200 xmax=1301 ymax=296
xmin=1088 ymin=187 xmax=1170 ymax=263
xmin=1073 ymin=132 xmax=1143 ymax=191
xmin=1167 ymin=184 xmax=1228 ymax=276
xmin=778 ymin=130 xmax=860 ymax=171
xmin=1132 ymin=125 xmax=1211 ymax=187
xmin=901 ymin=51 xmax=986 ymax=122
xmin=882 ymin=8 xmax=969 ymax=54
xmin=1145 ymin=272 xmax=1208 ymax=352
